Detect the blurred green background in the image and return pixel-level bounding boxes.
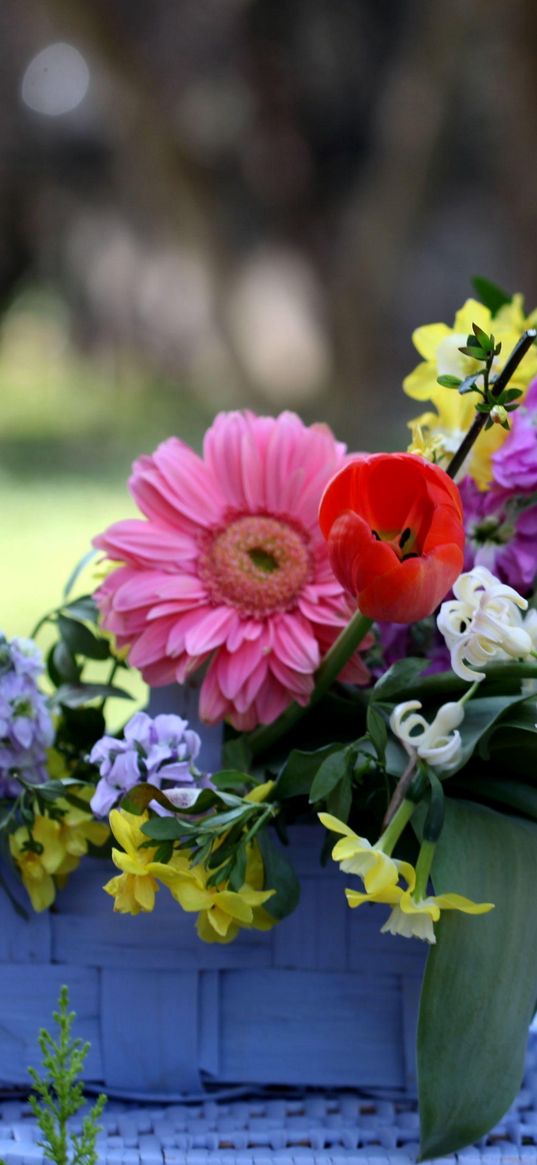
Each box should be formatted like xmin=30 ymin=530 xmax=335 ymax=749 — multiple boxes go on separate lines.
xmin=3 ymin=0 xmax=537 ymax=635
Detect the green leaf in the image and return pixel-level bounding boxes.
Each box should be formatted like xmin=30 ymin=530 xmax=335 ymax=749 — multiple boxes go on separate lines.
xmin=459 ymin=778 xmax=537 ymax=821
xmin=326 ymin=774 xmax=352 ymax=822
xmin=228 ymin=845 xmax=247 ymax=891
xmin=211 ymin=770 xmax=252 ymax=793
xmin=58 ymin=616 xmax=110 ymax=661
xmin=471 ymin=321 xmax=493 ymax=351
xmin=448 ymin=693 xmax=531 ymax=776
xmin=223 ymin=736 xmax=253 ymax=771
xmin=501 ymin=387 xmax=523 ymax=403
xmin=258 ymin=830 xmax=300 ymax=919
xmin=458 ymin=344 xmax=487 ymax=361
xmin=471 ymin=275 xmax=512 ymax=315
xmin=436 ymin=375 xmax=462 ymax=388
xmin=197 ymin=806 xmax=251 ymax=832
xmin=48 ymin=642 xmax=81 ymax=686
xmin=458 ymin=374 xmax=483 ymax=395
xmin=121 ymin=783 xmax=179 ymax=815
xmin=61 ymin=595 xmax=99 ymax=624
xmin=276 ymin=743 xmax=344 ymax=799
xmin=418 ymin=799 xmax=537 ymax=1160
xmin=367 ymin=704 xmax=388 ymax=761
xmin=141 ymin=817 xmax=185 ymax=841
xmin=309 ymin=747 xmax=349 ymax=804
xmin=372 ymin=657 xmax=427 ymax=701
xmin=52 ymin=682 xmax=133 ymax=708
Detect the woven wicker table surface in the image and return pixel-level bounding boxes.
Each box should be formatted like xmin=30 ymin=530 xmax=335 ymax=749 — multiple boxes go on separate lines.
xmin=2 ymin=1038 xmax=537 ymax=1165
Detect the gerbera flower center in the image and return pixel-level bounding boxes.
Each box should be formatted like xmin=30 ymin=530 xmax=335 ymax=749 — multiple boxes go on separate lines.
xmin=200 ymin=515 xmax=311 ymax=616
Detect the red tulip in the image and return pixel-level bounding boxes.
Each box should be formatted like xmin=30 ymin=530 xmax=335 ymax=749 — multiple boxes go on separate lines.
xmin=318 ymin=453 xmax=464 ymax=623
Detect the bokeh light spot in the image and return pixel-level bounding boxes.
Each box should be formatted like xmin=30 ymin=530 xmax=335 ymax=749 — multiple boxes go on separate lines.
xmin=21 ymin=42 xmax=90 ymax=117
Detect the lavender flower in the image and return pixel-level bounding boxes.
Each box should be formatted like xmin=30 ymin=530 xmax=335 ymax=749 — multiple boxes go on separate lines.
xmin=89 ymin=710 xmax=204 ymax=817
xmin=492 ymin=379 xmax=537 ymax=492
xmin=0 ymin=635 xmax=53 ymax=796
xmin=459 ymin=476 xmax=537 ymax=595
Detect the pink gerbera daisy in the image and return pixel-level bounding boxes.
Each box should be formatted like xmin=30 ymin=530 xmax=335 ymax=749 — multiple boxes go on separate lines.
xmin=93 ymin=411 xmax=370 ymax=730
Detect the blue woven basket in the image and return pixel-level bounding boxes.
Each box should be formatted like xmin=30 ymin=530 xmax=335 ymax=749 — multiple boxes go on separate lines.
xmin=0 ymin=826 xmax=426 ymax=1098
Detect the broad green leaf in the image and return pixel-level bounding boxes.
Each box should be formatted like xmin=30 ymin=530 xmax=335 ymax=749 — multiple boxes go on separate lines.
xmin=471 ymin=275 xmax=512 ymax=315
xmin=258 ymin=830 xmax=300 ymax=919
xmin=458 ymin=779 xmax=537 ymax=821
xmin=418 ymin=799 xmax=537 ymax=1160
xmin=276 ymin=743 xmax=343 ymax=800
xmin=446 ymin=693 xmax=529 ymax=776
xmin=309 ymin=747 xmax=349 ymax=804
xmin=372 ymin=658 xmax=427 ymax=701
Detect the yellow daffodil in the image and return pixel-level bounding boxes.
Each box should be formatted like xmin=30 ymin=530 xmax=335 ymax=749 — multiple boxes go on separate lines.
xmin=9 ymin=817 xmax=65 ymax=912
xmin=103 ymin=807 xmax=181 ymax=915
xmin=404 ymin=296 xmax=537 ymax=488
xmin=380 ymin=889 xmax=494 ymax=945
xmin=345 ymin=880 xmax=493 ymax=944
xmin=319 ymin=812 xmax=416 ymax=895
xmin=163 ymin=841 xmax=275 ymax=944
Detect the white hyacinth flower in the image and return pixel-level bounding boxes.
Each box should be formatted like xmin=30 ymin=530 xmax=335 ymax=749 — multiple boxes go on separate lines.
xmin=437 ymin=565 xmax=532 ymax=682
xmin=389 ymin=699 xmax=465 ymax=769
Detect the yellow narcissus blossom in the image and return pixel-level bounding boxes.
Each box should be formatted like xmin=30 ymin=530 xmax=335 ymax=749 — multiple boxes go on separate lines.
xmin=103 ymin=807 xmax=186 ymax=915
xmin=380 ymin=888 xmax=494 ymax=944
xmin=162 ymin=841 xmax=276 ymax=944
xmin=404 ymin=296 xmax=537 ymax=488
xmin=319 ymin=812 xmax=416 ymax=895
xmin=346 ymin=881 xmax=493 ymax=944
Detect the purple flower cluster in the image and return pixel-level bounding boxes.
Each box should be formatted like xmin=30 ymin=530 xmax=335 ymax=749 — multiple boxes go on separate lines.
xmin=458 ymin=477 xmax=537 ymax=594
xmin=0 ymin=635 xmax=54 ymax=796
xmin=89 ymin=710 xmax=205 ymax=817
xmin=493 ymin=378 xmax=537 ymax=492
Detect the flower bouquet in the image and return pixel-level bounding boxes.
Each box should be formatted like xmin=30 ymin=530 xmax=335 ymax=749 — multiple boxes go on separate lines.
xmin=3 ymin=278 xmax=537 ymax=1159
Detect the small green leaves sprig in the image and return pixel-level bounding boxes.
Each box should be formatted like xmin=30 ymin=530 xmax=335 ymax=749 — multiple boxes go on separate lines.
xmin=125 ymin=773 xmax=277 ymax=885
xmin=437 ymin=322 xmax=523 ymax=431
xmin=28 ymin=985 xmax=106 ymax=1165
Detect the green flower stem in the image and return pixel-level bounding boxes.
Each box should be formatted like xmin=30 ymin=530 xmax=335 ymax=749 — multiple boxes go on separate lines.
xmin=379 ymin=797 xmax=415 ymax=856
xmin=397 ymin=660 xmax=537 ymax=701
xmin=459 ymin=679 xmax=480 ymax=705
xmin=248 ymin=610 xmax=373 ymax=757
xmin=414 ymin=838 xmax=436 ymax=902
xmin=446 ymin=328 xmax=537 ymax=481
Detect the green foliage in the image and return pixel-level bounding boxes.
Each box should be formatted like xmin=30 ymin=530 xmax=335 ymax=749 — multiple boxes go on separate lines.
xmin=371 ymin=657 xmax=428 ymax=702
xmin=418 ymin=800 xmax=537 ymax=1160
xmin=257 ymin=830 xmax=301 ymax=919
xmin=28 ymin=985 xmax=106 ymax=1165
xmin=276 ymin=743 xmax=345 ymax=799
xmin=471 ymin=275 xmax=512 ymax=314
